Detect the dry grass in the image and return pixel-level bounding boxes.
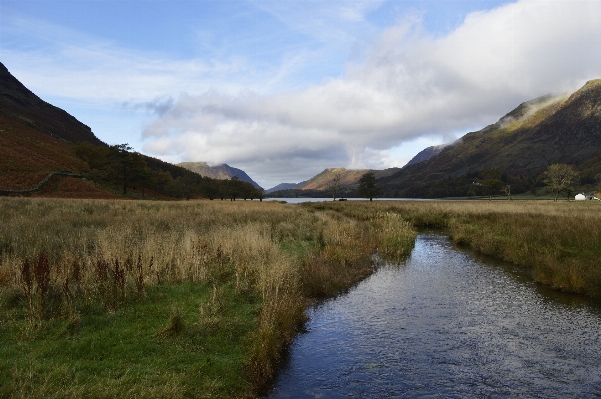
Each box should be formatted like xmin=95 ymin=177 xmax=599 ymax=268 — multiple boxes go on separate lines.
xmin=0 ymin=197 xmax=416 ymax=397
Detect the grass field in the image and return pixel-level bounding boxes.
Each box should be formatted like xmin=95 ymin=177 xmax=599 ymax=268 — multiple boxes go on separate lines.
xmin=305 ymin=200 xmax=601 ymax=297
xmin=0 ymin=198 xmax=416 ymax=398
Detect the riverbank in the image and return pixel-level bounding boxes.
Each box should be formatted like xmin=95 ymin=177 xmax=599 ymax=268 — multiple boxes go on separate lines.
xmin=305 ymin=200 xmax=601 ymax=298
xmin=0 ymin=198 xmax=416 ymax=398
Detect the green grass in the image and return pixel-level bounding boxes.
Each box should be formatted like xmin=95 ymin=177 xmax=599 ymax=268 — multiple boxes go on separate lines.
xmin=1 ymin=283 xmax=258 ymax=398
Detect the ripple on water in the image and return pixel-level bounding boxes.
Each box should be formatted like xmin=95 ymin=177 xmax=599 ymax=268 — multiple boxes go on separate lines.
xmin=269 ymin=233 xmax=601 ymax=399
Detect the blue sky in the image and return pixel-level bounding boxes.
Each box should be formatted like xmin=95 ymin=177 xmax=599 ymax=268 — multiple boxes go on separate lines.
xmin=1 ymin=0 xmax=601 ymax=188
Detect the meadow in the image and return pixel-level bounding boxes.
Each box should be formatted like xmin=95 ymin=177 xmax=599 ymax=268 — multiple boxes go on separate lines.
xmin=0 ymin=198 xmax=416 ymax=398
xmin=306 ymin=200 xmax=601 ymax=297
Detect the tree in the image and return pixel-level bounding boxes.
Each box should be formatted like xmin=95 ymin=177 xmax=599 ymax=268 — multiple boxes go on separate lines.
xmin=135 ymin=166 xmax=156 ymax=196
xmin=200 ymin=178 xmax=219 ymax=200
xmin=503 ymin=184 xmax=512 ymax=201
xmin=154 ymin=170 xmax=173 ymax=195
xmin=72 ymin=141 xmax=109 ymax=168
xmin=72 ymin=142 xmax=110 ymax=185
xmin=257 ymin=187 xmax=265 ymax=202
xmin=106 ymin=144 xmax=151 ymax=195
xmin=483 ymin=169 xmax=503 ymax=201
xmin=543 ymin=164 xmax=579 ymax=202
xmin=357 ymin=172 xmax=381 ymax=201
xmin=176 ymin=173 xmax=202 ymax=200
xmin=329 ymin=173 xmax=341 ymax=201
xmin=226 ymin=176 xmax=242 ymax=201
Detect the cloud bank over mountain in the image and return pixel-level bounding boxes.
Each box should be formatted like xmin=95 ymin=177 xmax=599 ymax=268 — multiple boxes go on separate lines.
xmin=140 ymin=0 xmax=601 ymax=186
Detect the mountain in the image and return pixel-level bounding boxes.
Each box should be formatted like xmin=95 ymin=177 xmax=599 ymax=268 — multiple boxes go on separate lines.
xmin=296 ymin=167 xmax=402 ymax=191
xmin=0 ymin=62 xmax=104 ymax=146
xmin=267 ymin=167 xmax=402 ymax=197
xmin=378 ymin=80 xmax=601 ymax=198
xmin=178 ymin=162 xmax=262 ymax=189
xmin=0 ymin=62 xmax=255 ymax=199
xmin=0 ymin=62 xmax=114 ymax=195
xmin=265 ymin=182 xmax=307 ymax=194
xmin=299 ymin=168 xmax=369 ymax=190
xmin=404 ymin=144 xmax=448 ymax=167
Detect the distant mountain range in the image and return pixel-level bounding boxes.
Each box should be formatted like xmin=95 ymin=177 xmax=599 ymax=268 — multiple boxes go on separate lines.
xmin=266 ymin=167 xmax=402 ymax=196
xmin=178 ymin=162 xmax=262 ymax=189
xmin=265 ymin=145 xmax=445 ymax=195
xmin=264 ymin=145 xmax=454 ymax=196
xmin=265 ymin=182 xmax=307 ymax=194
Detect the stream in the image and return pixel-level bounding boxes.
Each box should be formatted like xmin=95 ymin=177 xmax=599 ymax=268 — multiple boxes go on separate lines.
xmin=268 ymin=233 xmax=601 ymax=398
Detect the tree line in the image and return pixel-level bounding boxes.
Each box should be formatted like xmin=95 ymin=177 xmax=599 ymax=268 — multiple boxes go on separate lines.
xmin=355 ymin=164 xmax=601 ymax=201
xmin=72 ymin=142 xmax=264 ymax=200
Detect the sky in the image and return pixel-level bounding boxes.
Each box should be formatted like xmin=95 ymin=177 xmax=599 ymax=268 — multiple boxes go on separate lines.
xmin=1 ymin=0 xmax=601 ymax=189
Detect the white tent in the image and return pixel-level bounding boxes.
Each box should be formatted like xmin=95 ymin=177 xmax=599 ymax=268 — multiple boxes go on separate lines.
xmin=575 ymin=193 xmax=586 ymax=200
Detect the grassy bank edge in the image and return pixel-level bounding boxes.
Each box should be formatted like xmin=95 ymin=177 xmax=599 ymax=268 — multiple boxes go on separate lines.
xmin=305 ymin=200 xmax=601 ymax=299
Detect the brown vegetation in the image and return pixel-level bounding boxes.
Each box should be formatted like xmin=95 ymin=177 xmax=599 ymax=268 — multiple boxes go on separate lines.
xmin=30 ymin=176 xmax=125 ymax=199
xmin=0 ymin=115 xmax=89 ymax=190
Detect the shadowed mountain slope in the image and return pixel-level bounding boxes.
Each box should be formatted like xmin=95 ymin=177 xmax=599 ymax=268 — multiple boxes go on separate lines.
xmin=404 ymin=144 xmax=448 ymax=167
xmin=265 ymin=182 xmax=308 ymax=194
xmin=177 ymin=162 xmax=262 ymax=189
xmin=378 ymin=80 xmax=601 ymax=197
xmin=0 ymin=62 xmax=104 ymax=146
xmin=0 ymin=62 xmax=105 ymax=191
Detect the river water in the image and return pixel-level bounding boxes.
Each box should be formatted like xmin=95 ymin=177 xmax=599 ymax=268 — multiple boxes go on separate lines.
xmin=268 ymin=233 xmax=601 ymax=398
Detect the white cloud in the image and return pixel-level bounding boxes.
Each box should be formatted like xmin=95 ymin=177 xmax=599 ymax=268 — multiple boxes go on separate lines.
xmin=0 ymin=16 xmax=280 ymax=105
xmin=141 ymin=0 xmax=601 ymax=187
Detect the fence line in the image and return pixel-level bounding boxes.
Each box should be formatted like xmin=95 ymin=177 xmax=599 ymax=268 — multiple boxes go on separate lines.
xmin=0 ymin=171 xmax=84 ymax=196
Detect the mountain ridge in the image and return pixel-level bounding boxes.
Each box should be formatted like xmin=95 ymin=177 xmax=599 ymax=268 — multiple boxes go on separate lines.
xmin=378 ymin=80 xmax=601 ymax=197
xmin=178 ymin=162 xmax=262 ymax=189
xmin=267 ymin=167 xmax=401 ymax=195
xmin=0 ymin=62 xmax=104 ymax=146
xmin=404 ymin=144 xmax=448 ymax=167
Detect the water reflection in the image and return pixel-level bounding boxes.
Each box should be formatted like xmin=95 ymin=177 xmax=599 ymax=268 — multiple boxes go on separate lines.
xmin=269 ymin=233 xmax=601 ymax=398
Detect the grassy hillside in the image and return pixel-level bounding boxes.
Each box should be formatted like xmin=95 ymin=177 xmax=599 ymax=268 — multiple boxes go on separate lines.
xmin=380 ymin=80 xmax=601 ymax=197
